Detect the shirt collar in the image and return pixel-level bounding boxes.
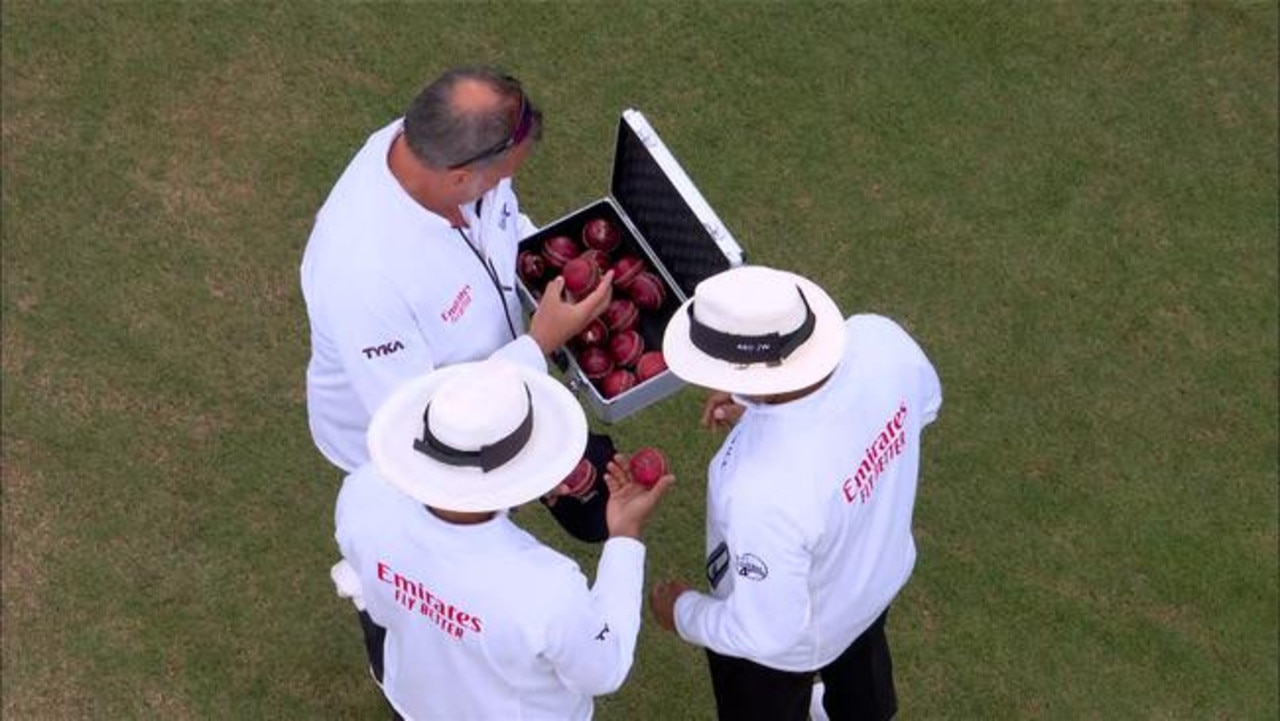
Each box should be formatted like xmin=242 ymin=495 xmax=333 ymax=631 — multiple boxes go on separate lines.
xmin=729 ymin=364 xmax=844 ymax=417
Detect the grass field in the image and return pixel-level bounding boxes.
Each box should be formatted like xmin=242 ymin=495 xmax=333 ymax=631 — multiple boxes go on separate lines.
xmin=3 ymin=2 xmax=1276 ymax=718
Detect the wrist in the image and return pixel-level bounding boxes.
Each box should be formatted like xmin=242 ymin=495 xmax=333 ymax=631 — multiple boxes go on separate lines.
xmin=528 ymin=328 xmax=559 ymax=356
xmin=608 ymin=526 xmax=643 ymax=540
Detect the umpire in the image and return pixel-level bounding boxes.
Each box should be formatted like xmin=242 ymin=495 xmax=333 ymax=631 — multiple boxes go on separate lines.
xmin=649 ymin=266 xmax=943 ymax=721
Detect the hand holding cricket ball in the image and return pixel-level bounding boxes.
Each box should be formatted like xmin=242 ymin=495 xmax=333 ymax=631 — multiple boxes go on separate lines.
xmin=638 ymin=444 xmax=688 ymax=631
xmin=522 ymin=217 xmax=673 ymax=400
xmin=603 ymin=447 xmax=674 ymax=539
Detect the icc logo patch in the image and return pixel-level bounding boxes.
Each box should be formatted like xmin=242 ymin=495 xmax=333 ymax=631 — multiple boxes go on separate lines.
xmin=735 ymin=553 xmax=768 ymax=581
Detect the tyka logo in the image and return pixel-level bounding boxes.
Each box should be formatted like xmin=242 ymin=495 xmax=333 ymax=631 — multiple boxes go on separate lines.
xmin=362 ymin=340 xmax=405 ymax=359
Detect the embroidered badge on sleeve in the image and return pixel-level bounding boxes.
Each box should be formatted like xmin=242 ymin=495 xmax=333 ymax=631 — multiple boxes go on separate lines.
xmin=735 ymin=553 xmax=769 ymax=581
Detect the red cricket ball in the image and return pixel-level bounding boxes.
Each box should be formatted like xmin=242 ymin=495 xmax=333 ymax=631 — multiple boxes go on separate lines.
xmin=580 ymin=249 xmax=612 ymax=275
xmin=599 ymin=368 xmax=636 ymax=399
xmin=577 ymin=346 xmax=614 ymax=380
xmin=517 ymin=250 xmax=546 ymax=286
xmin=561 ymin=255 xmax=601 ymax=300
xmin=609 ymin=330 xmax=645 ymax=368
xmin=634 ymin=350 xmax=667 ymax=383
xmin=582 ymin=218 xmax=622 ymax=253
xmin=576 ymin=317 xmax=608 ymax=347
xmin=558 ymin=457 xmax=598 ymax=498
xmin=628 ymin=447 xmax=669 ymax=488
xmin=602 ymin=298 xmax=639 ymax=334
xmin=627 ymin=271 xmax=666 ymax=311
xmin=611 ymin=255 xmax=646 ymax=289
xmin=542 ymin=235 xmax=581 ymax=269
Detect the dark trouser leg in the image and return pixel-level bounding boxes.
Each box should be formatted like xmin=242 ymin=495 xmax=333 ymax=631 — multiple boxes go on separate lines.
xmin=357 ymin=610 xmax=387 ymax=683
xmin=356 ymin=610 xmax=403 ymax=720
xmin=819 ymin=608 xmax=897 ymax=721
xmin=706 ymin=648 xmax=813 ymax=721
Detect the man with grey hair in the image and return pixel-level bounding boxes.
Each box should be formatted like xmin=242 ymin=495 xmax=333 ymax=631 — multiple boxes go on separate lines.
xmin=302 ymin=65 xmax=618 ymax=696
xmin=302 ymin=65 xmax=612 ymax=480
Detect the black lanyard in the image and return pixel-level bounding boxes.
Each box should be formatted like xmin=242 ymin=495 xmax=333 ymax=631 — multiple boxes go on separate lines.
xmin=455 ymin=227 xmax=518 ymax=341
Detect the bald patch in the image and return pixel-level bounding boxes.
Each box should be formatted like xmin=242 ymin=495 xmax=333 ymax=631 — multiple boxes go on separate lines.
xmin=451 ymin=79 xmax=504 ymax=117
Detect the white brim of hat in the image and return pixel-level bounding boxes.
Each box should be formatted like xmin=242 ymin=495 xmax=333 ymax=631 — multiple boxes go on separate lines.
xmin=663 ymin=272 xmax=847 ymax=396
xmin=367 ymin=360 xmax=588 ymax=513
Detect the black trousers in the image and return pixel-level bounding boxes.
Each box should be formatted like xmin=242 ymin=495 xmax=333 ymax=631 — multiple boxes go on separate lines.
xmin=357 ymin=610 xmax=404 ymax=720
xmin=706 ymin=609 xmax=897 ymax=721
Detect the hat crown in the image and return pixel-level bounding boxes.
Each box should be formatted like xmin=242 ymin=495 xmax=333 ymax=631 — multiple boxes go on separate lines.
xmin=426 ymin=363 xmax=528 ymax=452
xmin=662 ymin=265 xmax=847 ymax=396
xmin=367 ymin=358 xmax=588 ymax=513
xmin=693 ymin=266 xmax=808 ymax=337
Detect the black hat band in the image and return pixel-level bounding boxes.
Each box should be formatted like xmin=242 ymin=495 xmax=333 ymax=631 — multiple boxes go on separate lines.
xmin=413 ymin=385 xmax=533 ymax=472
xmin=687 ymin=286 xmax=816 ymax=367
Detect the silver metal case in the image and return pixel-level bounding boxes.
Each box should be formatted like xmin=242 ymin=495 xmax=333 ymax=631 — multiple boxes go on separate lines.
xmin=517 ymin=109 xmax=745 ymax=423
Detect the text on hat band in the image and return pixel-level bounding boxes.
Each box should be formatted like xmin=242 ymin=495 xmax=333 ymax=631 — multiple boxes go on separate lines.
xmin=687 ymin=286 xmax=817 ymax=367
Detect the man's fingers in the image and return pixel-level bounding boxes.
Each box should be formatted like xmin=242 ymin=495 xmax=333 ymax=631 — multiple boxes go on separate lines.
xmin=647 ymin=474 xmax=676 ymax=497
xmin=580 ymin=271 xmax=614 ymax=316
xmin=603 ymin=472 xmax=621 ymax=494
xmin=604 ymin=455 xmax=631 ymax=487
xmin=701 ymin=392 xmax=729 ymax=426
xmin=543 ymin=275 xmax=565 ymax=297
xmin=700 ymin=392 xmax=743 ymax=430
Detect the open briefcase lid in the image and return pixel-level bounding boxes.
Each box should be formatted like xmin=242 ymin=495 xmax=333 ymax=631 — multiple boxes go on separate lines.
xmin=610 ymin=109 xmax=745 ymax=300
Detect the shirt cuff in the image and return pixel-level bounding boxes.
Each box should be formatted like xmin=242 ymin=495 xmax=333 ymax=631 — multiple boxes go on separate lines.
xmin=592 ymin=537 xmax=647 ymax=658
xmin=495 ymin=334 xmax=548 ymax=373
xmin=594 ymin=537 xmax=647 ymax=620
xmin=330 ymin=559 xmax=366 ymax=611
xmin=673 ymin=590 xmax=709 ymax=645
xmin=598 ymin=537 xmax=646 ymax=587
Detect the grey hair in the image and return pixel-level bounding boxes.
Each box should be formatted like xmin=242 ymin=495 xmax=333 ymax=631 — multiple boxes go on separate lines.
xmin=403 ymin=66 xmax=542 ymax=170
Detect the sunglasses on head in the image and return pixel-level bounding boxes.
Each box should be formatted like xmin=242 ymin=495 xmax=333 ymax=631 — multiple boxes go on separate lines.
xmin=448 ymin=92 xmax=535 ymax=170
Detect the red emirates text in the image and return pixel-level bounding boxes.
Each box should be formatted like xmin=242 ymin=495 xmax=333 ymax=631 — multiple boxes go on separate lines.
xmin=842 ymin=402 xmax=908 ymax=504
xmin=377 ymin=561 xmax=484 ymax=640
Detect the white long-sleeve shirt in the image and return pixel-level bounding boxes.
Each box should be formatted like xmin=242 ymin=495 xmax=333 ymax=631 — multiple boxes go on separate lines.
xmin=336 ymin=464 xmax=647 ymax=720
xmin=302 ymin=119 xmax=543 ymax=472
xmin=674 ymin=314 xmax=942 ymax=672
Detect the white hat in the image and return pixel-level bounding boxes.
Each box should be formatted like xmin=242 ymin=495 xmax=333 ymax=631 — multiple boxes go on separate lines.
xmin=367 ymin=358 xmax=588 ymax=512
xmin=662 ymin=266 xmax=846 ymax=395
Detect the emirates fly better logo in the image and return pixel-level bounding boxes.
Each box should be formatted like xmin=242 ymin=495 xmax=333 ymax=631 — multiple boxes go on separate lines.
xmin=441 ymin=283 xmax=474 ymax=324
xmin=842 ymin=401 xmax=908 ymax=504
xmin=376 ymin=561 xmax=484 ymax=640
